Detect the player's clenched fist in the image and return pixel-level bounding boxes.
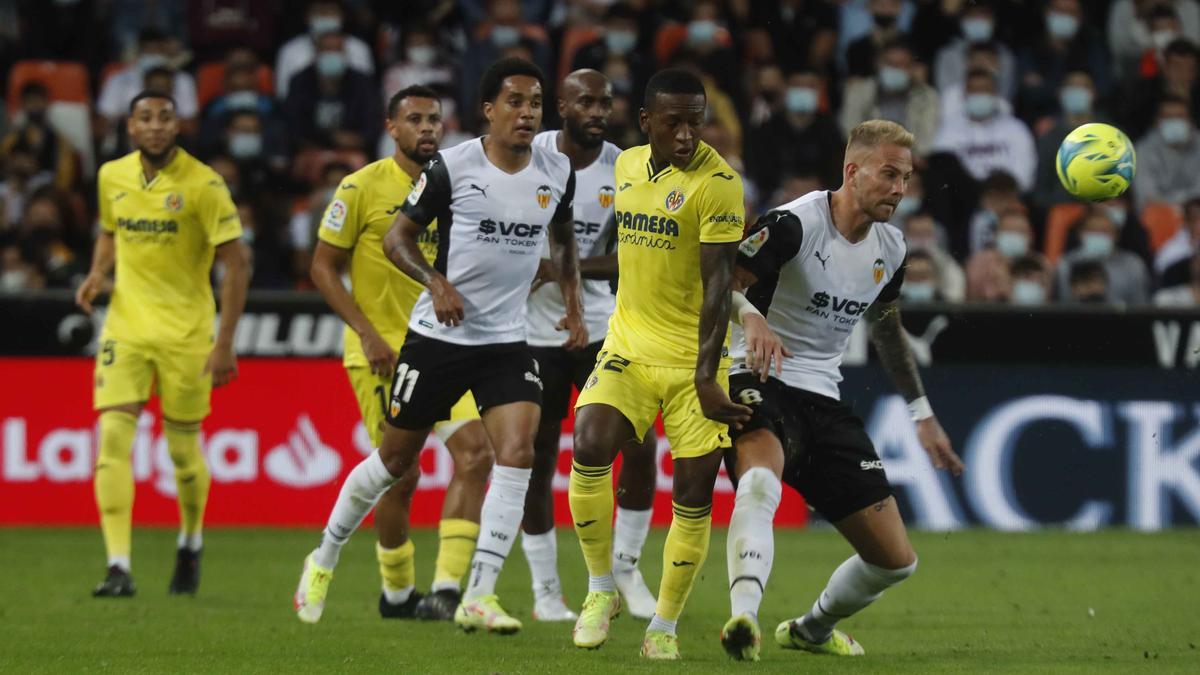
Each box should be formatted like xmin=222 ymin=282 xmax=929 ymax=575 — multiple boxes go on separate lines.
xmin=556 ymin=310 xmax=589 ymax=351
xmin=204 ymin=344 xmax=239 ymax=387
xmin=75 ymin=273 xmax=107 ymax=314
xmin=428 ymin=274 xmax=465 ymax=326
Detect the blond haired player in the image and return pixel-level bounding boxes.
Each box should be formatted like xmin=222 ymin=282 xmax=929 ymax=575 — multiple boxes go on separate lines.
xmin=307 ymin=85 xmax=493 ymax=621
xmin=76 ymin=90 xmax=250 ymax=597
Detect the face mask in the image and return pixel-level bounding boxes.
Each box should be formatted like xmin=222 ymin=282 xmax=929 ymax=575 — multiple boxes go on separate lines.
xmin=1046 ymin=11 xmax=1079 ymax=40
xmin=491 ymin=25 xmax=520 ymax=48
xmin=309 ymin=16 xmax=341 ymax=37
xmin=965 ymin=93 xmax=997 ymax=119
xmin=137 ymin=54 xmax=169 ymax=73
xmin=0 ymin=269 xmax=28 ymax=290
xmin=1153 ymin=30 xmax=1178 ymax=51
xmin=1011 ymin=280 xmax=1046 ymax=305
xmin=225 ymin=90 xmax=258 ymax=111
xmin=228 ymin=132 xmax=262 ymax=159
xmin=902 ymin=281 xmax=937 ymax=302
xmin=605 ymin=29 xmax=636 ymax=54
xmin=1104 ymin=205 xmax=1127 ymax=227
xmin=995 ymin=231 xmax=1029 ymax=258
xmin=1080 ymin=232 xmax=1114 ymax=259
xmin=785 ymin=87 xmax=819 ymax=115
xmin=894 ymin=195 xmax=921 ymax=218
xmin=687 ymin=20 xmax=718 ymax=47
xmin=962 ymin=17 xmax=994 ymax=43
xmin=316 ymin=51 xmax=346 ymax=78
xmin=1160 ymin=118 xmax=1190 ymax=144
xmin=878 ymin=65 xmax=911 ymax=93
xmin=1059 ymin=85 xmax=1092 ymax=115
xmin=408 ymin=45 xmax=436 ymax=66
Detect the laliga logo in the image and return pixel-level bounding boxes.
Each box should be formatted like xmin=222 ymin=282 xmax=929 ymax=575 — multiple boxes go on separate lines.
xmin=263 ymin=415 xmax=342 ymax=488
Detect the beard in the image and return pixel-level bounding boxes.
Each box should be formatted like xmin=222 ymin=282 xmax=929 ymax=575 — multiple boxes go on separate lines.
xmin=138 ymin=142 xmax=176 ymax=165
xmin=564 ymin=116 xmax=605 ymax=149
xmin=401 ymin=142 xmax=437 ymax=165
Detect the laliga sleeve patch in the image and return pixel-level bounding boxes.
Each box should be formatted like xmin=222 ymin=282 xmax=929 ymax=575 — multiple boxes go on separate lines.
xmin=324 ymin=199 xmax=347 ymax=232
xmin=407 ymin=172 xmax=428 ymax=205
xmin=739 ymin=227 xmax=770 ymax=257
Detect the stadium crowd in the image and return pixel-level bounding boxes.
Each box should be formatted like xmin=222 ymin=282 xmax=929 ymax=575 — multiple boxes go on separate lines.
xmin=0 ymin=0 xmax=1198 ymax=307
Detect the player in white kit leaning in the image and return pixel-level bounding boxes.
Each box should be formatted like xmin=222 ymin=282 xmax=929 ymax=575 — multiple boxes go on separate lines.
xmin=294 ymin=58 xmax=587 ymax=634
xmin=521 ymin=69 xmax=658 ymax=622
xmin=718 ymin=120 xmax=965 ymax=660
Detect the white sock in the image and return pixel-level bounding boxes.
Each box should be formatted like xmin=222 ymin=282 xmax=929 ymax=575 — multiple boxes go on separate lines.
xmin=464 ymin=465 xmax=531 ymax=601
xmin=802 ymin=554 xmax=918 ymax=641
xmin=313 ymin=451 xmax=398 ymax=570
xmin=647 ymin=614 xmax=677 ymax=635
xmin=521 ymin=530 xmax=561 ymax=598
xmin=589 ymin=573 xmax=615 ymax=593
xmin=383 ymin=585 xmax=414 ymax=605
xmin=727 ymin=467 xmax=781 ymax=620
xmin=177 ymin=531 xmax=203 ymax=552
xmin=612 ymin=507 xmax=652 ymax=572
xmin=108 ymin=556 xmax=131 ymax=572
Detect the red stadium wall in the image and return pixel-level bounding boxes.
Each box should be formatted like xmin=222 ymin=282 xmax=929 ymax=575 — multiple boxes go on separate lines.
xmin=0 ymin=358 xmax=808 ymax=528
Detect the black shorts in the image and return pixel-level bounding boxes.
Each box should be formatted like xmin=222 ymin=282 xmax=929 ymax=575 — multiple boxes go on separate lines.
xmin=386 ymin=333 xmax=542 ymax=430
xmin=528 ymin=340 xmax=603 ymax=422
xmin=727 ymin=372 xmax=892 ymax=522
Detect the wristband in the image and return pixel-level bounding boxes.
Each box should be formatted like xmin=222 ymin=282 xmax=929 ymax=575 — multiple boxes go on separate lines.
xmin=731 ymin=290 xmax=762 ymax=325
xmin=908 ymin=396 xmax=934 ymax=422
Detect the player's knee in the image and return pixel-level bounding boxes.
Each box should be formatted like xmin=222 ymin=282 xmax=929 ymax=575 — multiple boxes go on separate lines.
xmin=494 ymin=440 xmax=534 ymax=469
xmin=736 ymin=466 xmax=782 ymax=511
xmin=391 ymin=463 xmax=420 ymax=501
xmin=573 ymin=426 xmax=617 ymax=468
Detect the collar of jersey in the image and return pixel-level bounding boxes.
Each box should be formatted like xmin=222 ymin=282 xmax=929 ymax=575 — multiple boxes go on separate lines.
xmin=644 ymin=142 xmax=707 ymax=182
xmin=136 ymin=148 xmax=183 ymax=190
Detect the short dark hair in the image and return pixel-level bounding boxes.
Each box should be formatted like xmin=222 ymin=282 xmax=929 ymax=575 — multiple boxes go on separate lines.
xmin=1160 ymin=93 xmax=1191 ymax=113
xmin=1010 ymin=255 xmax=1045 ymax=277
xmin=644 ymin=68 xmax=706 ymax=107
xmin=965 ymin=67 xmax=996 ymax=83
xmin=1165 ymin=38 xmax=1199 ymax=60
xmin=981 ymin=169 xmax=1019 ymax=195
xmin=878 ymin=38 xmax=912 ymax=56
xmin=20 ymin=81 xmax=48 ymax=100
xmin=388 ymin=84 xmax=440 ymax=118
xmin=479 ymin=57 xmax=546 ymax=106
xmin=1069 ymin=260 xmax=1107 ymax=285
xmin=128 ymin=89 xmax=177 ymax=114
xmin=906 ymin=248 xmax=935 ymax=266
xmin=1149 ymin=3 xmax=1180 ymax=22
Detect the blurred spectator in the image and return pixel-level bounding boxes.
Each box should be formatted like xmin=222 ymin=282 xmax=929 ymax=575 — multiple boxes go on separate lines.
xmin=748 ymin=0 xmax=838 ymax=78
xmin=289 ymin=160 xmax=352 ymax=282
xmin=275 ymin=1 xmax=374 ymax=99
xmin=1015 ymin=0 xmax=1111 ymax=125
xmin=107 ymin=0 xmax=188 ymax=62
xmin=459 ymin=0 xmax=552 ymax=131
xmin=845 ymin=0 xmax=911 ymax=80
xmin=0 ymin=243 xmax=45 ymax=291
xmin=283 ymin=31 xmax=382 ymax=152
xmin=840 ymin=40 xmax=939 ymax=157
xmin=1118 ymin=39 xmax=1200 ymax=142
xmin=0 ymin=141 xmax=54 ymax=231
xmin=934 ymin=2 xmax=1017 ymax=101
xmin=1103 ymin=195 xmax=1153 ymax=264
xmin=604 ymin=92 xmax=641 ymax=149
xmin=746 ymin=72 xmax=844 ymax=196
xmin=903 ymin=210 xmax=966 ymax=302
xmin=17 ymin=190 xmax=82 ymax=288
xmin=1 ymin=82 xmax=79 ymax=190
xmin=749 ymin=64 xmax=786 ymax=127
xmin=965 ymin=248 xmax=1012 ymax=302
xmin=1155 ymin=197 xmax=1200 ymax=280
xmin=203 ymin=61 xmax=279 ymax=125
xmin=1033 ymin=71 xmax=1101 ymax=210
xmin=1009 ymin=254 xmax=1053 ymax=306
xmin=934 ymin=68 xmax=1037 ymax=192
xmin=1133 ymin=94 xmax=1200 ymax=210
xmin=1066 ymin=259 xmax=1110 ymax=303
xmin=1153 ymin=251 xmax=1200 ymax=305
xmin=220 ymin=110 xmax=289 ymax=188
xmin=992 ymin=207 xmax=1035 ymax=261
xmin=18 ymin=0 xmax=105 ymax=64
xmin=838 ymin=0 xmax=915 ymax=70
xmin=1109 ymin=0 xmax=1200 ymax=79
xmin=1056 ymin=207 xmax=1151 ymax=304
xmin=571 ymin=3 xmax=653 ymax=101
xmin=899 ymin=248 xmax=940 ymax=302
xmin=97 ymin=28 xmax=199 ymax=131
xmin=382 ymin=25 xmax=455 ymax=102
xmin=658 ymin=2 xmax=742 ymax=112
xmin=966 ymin=170 xmax=1022 ymax=255
xmin=186 ymin=0 xmax=279 ymax=60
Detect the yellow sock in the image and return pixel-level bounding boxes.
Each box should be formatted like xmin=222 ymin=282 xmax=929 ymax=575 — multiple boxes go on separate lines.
xmin=376 ymin=539 xmax=416 ymax=591
xmin=433 ymin=518 xmax=479 ymax=590
xmin=568 ymin=461 xmax=614 ymax=578
xmin=655 ymin=502 xmax=713 ymax=621
xmin=95 ymin=411 xmax=137 ymax=566
xmin=164 ymin=420 xmax=210 ymax=539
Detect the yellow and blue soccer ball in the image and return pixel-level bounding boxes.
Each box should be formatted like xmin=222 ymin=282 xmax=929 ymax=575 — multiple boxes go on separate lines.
xmin=1056 ymin=123 xmax=1136 ymax=202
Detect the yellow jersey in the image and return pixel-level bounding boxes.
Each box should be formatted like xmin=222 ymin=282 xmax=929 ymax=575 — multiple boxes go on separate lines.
xmin=605 ymin=142 xmax=745 ymax=368
xmin=98 ymin=148 xmax=242 ymax=350
xmin=317 ymin=157 xmax=438 ymax=369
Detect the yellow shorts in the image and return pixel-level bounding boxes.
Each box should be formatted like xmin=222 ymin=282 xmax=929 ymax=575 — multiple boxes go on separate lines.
xmin=346 ymin=367 xmax=480 ymax=447
xmin=574 ymin=347 xmax=731 ymax=459
xmin=93 ymin=337 xmax=211 ymax=420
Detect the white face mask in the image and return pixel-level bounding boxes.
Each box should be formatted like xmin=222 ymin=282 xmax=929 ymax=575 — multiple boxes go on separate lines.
xmin=407 ymin=45 xmax=436 ymax=66
xmin=962 ymin=17 xmax=994 ymax=43
xmin=995 ymin=231 xmax=1029 ymax=258
xmin=902 ymin=281 xmax=937 ymax=303
xmin=1011 ymin=280 xmax=1046 ymax=305
xmin=1059 ymin=85 xmax=1092 ymax=115
xmin=491 ymin=25 xmax=520 ymax=48
xmin=309 ymin=16 xmax=341 ymax=37
xmin=1160 ymin=118 xmax=1191 ymax=145
xmin=225 ymin=90 xmax=258 ymax=111
xmin=1080 ymin=232 xmax=1114 ymax=259
xmin=228 ymin=132 xmax=263 ymax=159
xmin=687 ymin=20 xmax=719 ymax=47
xmin=894 ymin=195 xmax=921 ymax=218
xmin=965 ymin=93 xmax=997 ymax=119
xmin=1046 ymin=11 xmax=1079 ymax=40
xmin=785 ymin=87 xmax=819 ymax=115
xmin=878 ymin=65 xmax=911 ymax=93
xmin=0 ymin=269 xmax=28 ymax=291
xmin=1153 ymin=30 xmax=1178 ymax=50
xmin=316 ymin=51 xmax=346 ymax=78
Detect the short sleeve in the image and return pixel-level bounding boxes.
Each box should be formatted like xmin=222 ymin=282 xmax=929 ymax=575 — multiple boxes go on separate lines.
xmin=198 ymin=177 xmax=242 ymax=246
xmin=97 ymin=166 xmax=114 ymax=233
xmin=550 ymin=170 xmax=576 ymax=224
xmin=697 ymin=169 xmax=745 ymax=243
xmin=317 ymin=178 xmax=365 ymax=249
xmin=876 ymin=251 xmax=908 ymax=304
xmin=736 ymin=210 xmax=803 ymax=281
xmin=400 ymin=153 xmax=452 ymax=227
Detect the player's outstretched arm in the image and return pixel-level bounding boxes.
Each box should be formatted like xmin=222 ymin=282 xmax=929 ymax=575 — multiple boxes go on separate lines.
xmin=382 ymin=213 xmax=463 ymax=326
xmin=311 ymin=242 xmax=394 ymax=376
xmin=696 ymin=241 xmax=752 ymax=428
xmin=209 ymin=239 xmax=251 ymax=387
xmin=75 ymin=231 xmax=116 ymax=314
xmin=548 ymin=171 xmax=587 ymax=349
xmin=866 ymin=300 xmax=964 ymax=475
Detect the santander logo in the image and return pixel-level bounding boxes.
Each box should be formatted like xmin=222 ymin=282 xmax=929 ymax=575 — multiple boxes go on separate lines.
xmin=263 ymin=415 xmax=342 ymax=488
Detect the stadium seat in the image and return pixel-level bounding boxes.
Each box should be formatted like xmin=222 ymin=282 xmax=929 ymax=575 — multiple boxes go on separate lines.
xmin=6 ymin=61 xmax=91 ymax=110
xmin=196 ymin=61 xmax=274 ymax=108
xmin=1042 ymin=202 xmax=1086 ymax=265
xmin=1140 ymin=202 xmax=1184 ymax=252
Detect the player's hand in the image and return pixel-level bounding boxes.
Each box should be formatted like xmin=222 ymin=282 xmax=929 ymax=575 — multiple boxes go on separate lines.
xmin=360 ymin=329 xmax=397 ymax=377
xmin=743 ymin=313 xmax=792 ymax=383
xmin=916 ymin=416 xmax=964 ymax=476
xmin=204 ymin=344 xmax=239 ymax=387
xmin=429 ymin=274 xmax=465 ymax=327
xmin=530 ymin=259 xmax=558 ymax=293
xmin=74 ymin=272 xmax=106 ymax=314
xmin=556 ymin=309 xmax=589 ymax=351
xmin=695 ymin=378 xmax=752 ymax=429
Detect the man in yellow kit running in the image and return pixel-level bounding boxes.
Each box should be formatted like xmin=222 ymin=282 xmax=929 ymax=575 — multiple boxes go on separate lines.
xmin=308 ymin=85 xmax=493 ymax=621
xmin=568 ymin=68 xmax=753 ymax=660
xmin=76 ymin=90 xmax=251 ymax=598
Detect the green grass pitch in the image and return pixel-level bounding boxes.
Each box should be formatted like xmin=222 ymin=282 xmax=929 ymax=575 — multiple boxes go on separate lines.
xmin=1 ymin=527 xmax=1197 ymax=673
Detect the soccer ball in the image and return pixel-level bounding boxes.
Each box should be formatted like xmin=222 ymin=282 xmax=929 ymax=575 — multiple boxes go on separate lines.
xmin=1055 ymin=123 xmax=1136 ymax=202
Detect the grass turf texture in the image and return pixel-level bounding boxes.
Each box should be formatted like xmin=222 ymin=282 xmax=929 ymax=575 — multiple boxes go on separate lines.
xmin=1 ymin=528 xmax=1197 ymax=673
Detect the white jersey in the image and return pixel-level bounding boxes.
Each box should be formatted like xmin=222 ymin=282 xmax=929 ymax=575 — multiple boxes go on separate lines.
xmin=525 ymin=131 xmax=619 ymax=347
xmin=731 ymin=190 xmax=908 ymax=399
xmin=400 ymin=137 xmax=575 ymax=346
